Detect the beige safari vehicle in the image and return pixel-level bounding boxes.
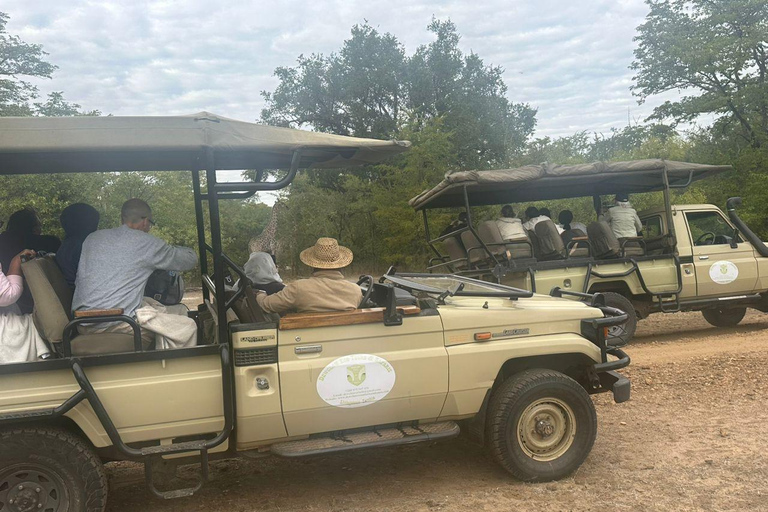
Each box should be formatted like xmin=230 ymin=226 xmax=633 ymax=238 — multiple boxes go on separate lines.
xmin=411 ymin=160 xmax=768 ymax=343
xmin=0 ymin=114 xmax=629 ymax=512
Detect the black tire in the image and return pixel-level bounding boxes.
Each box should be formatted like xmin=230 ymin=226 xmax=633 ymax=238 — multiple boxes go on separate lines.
xmin=702 ymin=306 xmax=746 ymax=328
xmin=601 ymin=292 xmax=637 ymax=345
xmin=0 ymin=426 xmax=107 ymax=512
xmin=486 ymin=369 xmax=597 ymax=482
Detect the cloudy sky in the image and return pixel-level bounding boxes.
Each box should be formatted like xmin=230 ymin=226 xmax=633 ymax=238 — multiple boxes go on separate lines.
xmin=4 ymin=0 xmax=688 ymax=138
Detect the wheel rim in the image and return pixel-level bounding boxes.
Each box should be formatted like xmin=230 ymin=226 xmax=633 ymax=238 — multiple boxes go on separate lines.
xmin=0 ymin=464 xmax=68 ymax=512
xmin=516 ymin=397 xmax=576 ymax=462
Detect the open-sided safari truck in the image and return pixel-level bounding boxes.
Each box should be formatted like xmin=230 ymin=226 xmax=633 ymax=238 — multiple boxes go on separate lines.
xmin=411 ymin=159 xmax=768 ymax=342
xmin=0 ymin=114 xmax=629 ymax=512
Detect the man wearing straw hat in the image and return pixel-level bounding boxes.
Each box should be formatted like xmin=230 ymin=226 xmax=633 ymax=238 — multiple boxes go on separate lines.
xmin=255 ymin=237 xmax=362 ymax=314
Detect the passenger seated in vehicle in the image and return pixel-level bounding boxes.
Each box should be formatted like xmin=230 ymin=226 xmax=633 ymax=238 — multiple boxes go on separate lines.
xmin=558 ymin=210 xmax=587 ymax=234
xmin=56 ymin=203 xmax=100 ymax=289
xmin=440 ymin=212 xmax=468 ymax=237
xmin=244 ymin=251 xmax=285 ymax=295
xmin=255 ymin=237 xmax=362 ymax=315
xmin=0 ymin=248 xmax=51 ymax=363
xmin=0 ymin=208 xmax=61 ymax=314
xmin=73 ymin=199 xmax=199 ymax=350
xmin=603 ymin=194 xmax=642 ymax=239
xmin=495 ymin=205 xmax=527 ymax=241
xmin=522 ymin=206 xmax=540 ymax=231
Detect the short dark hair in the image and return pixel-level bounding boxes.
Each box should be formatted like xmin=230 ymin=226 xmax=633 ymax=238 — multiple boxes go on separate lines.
xmin=539 ymin=207 xmax=552 ymax=218
xmin=525 ymin=206 xmax=539 ymax=219
xmin=6 ymin=208 xmax=40 ymax=236
xmin=501 ymin=205 xmax=515 ymax=218
xmin=458 ymin=211 xmax=468 ymax=222
xmin=615 ymin=193 xmax=629 ymax=202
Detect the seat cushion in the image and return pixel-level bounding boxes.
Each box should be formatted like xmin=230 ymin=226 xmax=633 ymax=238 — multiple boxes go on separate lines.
xmin=587 ymin=221 xmax=621 ymax=259
xmin=71 ymin=333 xmax=137 ymax=356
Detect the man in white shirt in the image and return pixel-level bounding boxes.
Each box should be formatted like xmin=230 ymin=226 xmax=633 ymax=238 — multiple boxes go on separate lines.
xmin=495 ymin=205 xmax=527 ymax=241
xmin=522 ymin=206 xmax=540 ymax=231
xmin=603 ymin=194 xmax=643 ymax=239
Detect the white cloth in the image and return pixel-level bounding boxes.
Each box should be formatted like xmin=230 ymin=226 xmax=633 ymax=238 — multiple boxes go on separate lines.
xmin=524 ymin=215 xmax=564 ymax=234
xmin=604 ymin=202 xmax=642 ymax=238
xmin=244 ymin=252 xmax=283 ymax=285
xmin=495 ymin=217 xmax=527 ymax=241
xmin=0 ymin=310 xmax=50 ymax=364
xmin=559 ymin=221 xmax=588 ymax=233
xmin=135 ymin=297 xmax=197 ymax=350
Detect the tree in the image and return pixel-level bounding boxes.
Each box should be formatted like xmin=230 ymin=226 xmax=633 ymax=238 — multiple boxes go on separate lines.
xmin=632 ymin=0 xmax=768 ymax=148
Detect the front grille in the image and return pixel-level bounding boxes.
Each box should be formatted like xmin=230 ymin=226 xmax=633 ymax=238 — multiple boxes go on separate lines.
xmin=234 ymin=347 xmax=278 ymax=367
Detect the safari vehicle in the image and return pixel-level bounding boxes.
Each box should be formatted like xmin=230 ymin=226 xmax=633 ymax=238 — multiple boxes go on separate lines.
xmin=0 ymin=114 xmax=629 ymax=512
xmin=411 ymin=159 xmax=768 ymax=342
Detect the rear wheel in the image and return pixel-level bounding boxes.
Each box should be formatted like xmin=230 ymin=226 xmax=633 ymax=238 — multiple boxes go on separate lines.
xmin=0 ymin=426 xmax=107 ymax=512
xmin=600 ymin=292 xmax=637 ymax=345
xmin=702 ymin=307 xmax=746 ymax=328
xmin=486 ymin=369 xmax=597 ymax=481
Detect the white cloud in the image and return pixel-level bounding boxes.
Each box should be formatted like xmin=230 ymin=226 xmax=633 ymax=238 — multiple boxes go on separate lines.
xmin=3 ymin=0 xmax=688 ymax=138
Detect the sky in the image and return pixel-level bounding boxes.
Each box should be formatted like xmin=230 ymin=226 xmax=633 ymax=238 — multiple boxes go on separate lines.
xmin=3 ymin=0 xmax=694 ymax=140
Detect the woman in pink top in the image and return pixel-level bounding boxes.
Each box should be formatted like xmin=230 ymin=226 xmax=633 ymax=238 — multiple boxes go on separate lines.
xmin=0 ymin=249 xmax=51 ymax=363
xmin=0 ymin=249 xmax=33 ymax=307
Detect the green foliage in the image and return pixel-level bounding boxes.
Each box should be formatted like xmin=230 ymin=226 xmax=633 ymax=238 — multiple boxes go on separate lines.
xmin=632 ymin=0 xmax=768 ymax=148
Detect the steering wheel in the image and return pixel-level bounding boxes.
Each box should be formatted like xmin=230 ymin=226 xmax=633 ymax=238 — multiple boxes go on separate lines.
xmin=695 ymin=232 xmax=716 ymax=246
xmin=357 ymin=275 xmax=375 ymax=308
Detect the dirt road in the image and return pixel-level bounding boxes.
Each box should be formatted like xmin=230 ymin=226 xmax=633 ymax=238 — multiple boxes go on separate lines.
xmin=106 ymin=310 xmax=768 ymax=512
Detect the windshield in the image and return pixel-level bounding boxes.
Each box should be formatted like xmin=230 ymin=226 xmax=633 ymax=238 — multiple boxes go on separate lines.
xmin=382 ymin=273 xmax=533 ymax=299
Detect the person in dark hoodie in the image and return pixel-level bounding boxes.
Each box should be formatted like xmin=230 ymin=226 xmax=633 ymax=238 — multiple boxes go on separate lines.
xmin=56 ymin=203 xmax=100 ymax=288
xmin=0 ymin=208 xmax=61 ymax=313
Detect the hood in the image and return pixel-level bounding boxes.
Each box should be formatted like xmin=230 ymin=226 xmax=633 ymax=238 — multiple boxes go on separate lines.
xmin=437 ymin=294 xmax=604 ymax=347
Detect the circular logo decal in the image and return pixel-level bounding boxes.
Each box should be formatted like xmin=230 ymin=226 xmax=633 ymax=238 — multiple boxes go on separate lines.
xmin=709 ymin=260 xmax=739 ymax=285
xmin=316 ymin=354 xmax=396 ymax=408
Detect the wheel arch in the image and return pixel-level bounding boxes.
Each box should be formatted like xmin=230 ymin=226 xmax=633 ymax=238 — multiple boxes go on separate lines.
xmin=466 ymin=352 xmax=597 ymax=446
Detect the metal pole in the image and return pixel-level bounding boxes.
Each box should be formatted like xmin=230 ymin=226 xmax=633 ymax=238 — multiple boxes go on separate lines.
xmin=661 ymin=163 xmax=677 ymax=252
xmin=205 ymin=149 xmax=228 ymax=345
xmin=423 ymin=209 xmax=443 ymax=260
xmin=191 ymin=170 xmax=209 ymax=301
xmin=592 ymin=194 xmax=602 ymax=220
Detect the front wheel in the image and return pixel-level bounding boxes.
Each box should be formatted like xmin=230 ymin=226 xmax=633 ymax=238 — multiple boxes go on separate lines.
xmin=0 ymin=427 xmax=108 ymax=512
xmin=486 ymin=369 xmax=597 ymax=481
xmin=601 ymin=292 xmax=637 ymax=345
xmin=702 ymin=307 xmax=746 ymax=328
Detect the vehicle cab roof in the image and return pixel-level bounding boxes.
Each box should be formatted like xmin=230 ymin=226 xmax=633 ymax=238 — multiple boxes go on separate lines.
xmin=409 ymin=159 xmax=731 ymax=210
xmin=0 ymin=112 xmax=411 ymax=174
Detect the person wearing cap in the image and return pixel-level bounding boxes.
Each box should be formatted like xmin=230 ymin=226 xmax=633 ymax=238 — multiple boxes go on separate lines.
xmin=73 ymin=198 xmax=199 ymax=348
xmin=255 ymin=237 xmax=362 ymax=315
xmin=603 ymin=193 xmax=642 ymax=239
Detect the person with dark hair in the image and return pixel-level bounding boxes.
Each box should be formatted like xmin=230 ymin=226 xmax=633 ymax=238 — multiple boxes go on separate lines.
xmin=56 ymin=203 xmax=101 ymax=288
xmin=440 ymin=211 xmax=469 ymax=237
xmin=603 ymin=193 xmax=642 ymax=238
xmin=495 ymin=205 xmax=526 ymax=241
xmin=522 ymin=206 xmax=540 ymax=231
xmin=539 ymin=207 xmax=552 ymax=219
xmin=0 ymin=208 xmax=61 ymax=314
xmin=558 ymin=210 xmax=587 ymax=233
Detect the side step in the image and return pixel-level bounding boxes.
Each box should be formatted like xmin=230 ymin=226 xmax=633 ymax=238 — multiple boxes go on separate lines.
xmin=271 ymin=421 xmax=460 ymax=458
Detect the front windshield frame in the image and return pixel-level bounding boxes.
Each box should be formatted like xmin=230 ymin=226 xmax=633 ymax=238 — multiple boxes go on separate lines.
xmin=382 ymin=272 xmax=534 ymax=299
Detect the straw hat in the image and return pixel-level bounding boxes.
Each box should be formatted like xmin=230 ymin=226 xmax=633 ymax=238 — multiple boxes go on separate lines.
xmin=300 ymin=237 xmax=354 ymax=269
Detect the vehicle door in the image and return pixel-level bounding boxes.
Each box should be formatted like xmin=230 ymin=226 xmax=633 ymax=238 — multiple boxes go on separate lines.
xmin=277 ymin=313 xmax=448 ymax=437
xmin=685 ymin=210 xmax=758 ymax=297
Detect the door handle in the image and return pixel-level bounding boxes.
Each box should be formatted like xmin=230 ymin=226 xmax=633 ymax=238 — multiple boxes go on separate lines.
xmin=698 ymin=256 xmax=709 ymax=260
xmin=295 ymin=345 xmax=322 ymax=355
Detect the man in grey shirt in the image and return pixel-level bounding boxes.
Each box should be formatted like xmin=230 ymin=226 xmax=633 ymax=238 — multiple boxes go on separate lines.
xmin=73 ymin=199 xmax=198 ymax=347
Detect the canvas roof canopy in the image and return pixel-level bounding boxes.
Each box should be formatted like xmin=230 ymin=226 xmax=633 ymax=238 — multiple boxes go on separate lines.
xmin=409 ymin=159 xmax=732 ymax=210
xmin=0 ymin=112 xmax=411 ymax=175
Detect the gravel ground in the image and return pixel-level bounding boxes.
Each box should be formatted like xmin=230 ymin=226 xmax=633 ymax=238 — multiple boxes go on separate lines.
xmin=105 ymin=309 xmax=768 ymax=512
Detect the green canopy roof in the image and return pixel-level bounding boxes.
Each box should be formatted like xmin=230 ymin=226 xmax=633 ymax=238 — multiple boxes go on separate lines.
xmin=0 ymin=112 xmax=410 ymax=174
xmin=409 ymin=159 xmax=732 ymax=210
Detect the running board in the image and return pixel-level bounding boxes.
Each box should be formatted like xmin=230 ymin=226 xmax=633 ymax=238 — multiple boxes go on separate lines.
xmin=271 ymin=421 xmax=460 ymax=458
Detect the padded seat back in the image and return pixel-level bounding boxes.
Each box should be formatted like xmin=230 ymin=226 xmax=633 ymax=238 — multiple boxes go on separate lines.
xmin=21 ymin=255 xmax=73 ymax=342
xmin=534 ymin=220 xmax=566 ymax=261
xmin=460 ymin=230 xmax=489 ymax=264
xmin=587 ymin=221 xmax=621 ymax=259
xmin=477 ymin=221 xmax=507 ymax=257
xmin=442 ymin=237 xmax=468 ymax=269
